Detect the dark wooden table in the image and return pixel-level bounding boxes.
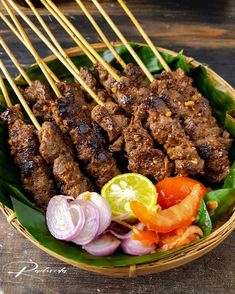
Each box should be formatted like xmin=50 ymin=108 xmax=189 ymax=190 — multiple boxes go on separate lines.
xmin=0 ymin=0 xmax=234 ymax=293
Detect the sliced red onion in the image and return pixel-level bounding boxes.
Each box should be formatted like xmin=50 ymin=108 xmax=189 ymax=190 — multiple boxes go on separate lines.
xmin=109 ymin=222 xmax=145 ymax=240
xmin=46 ymin=195 xmax=85 ymax=241
xmin=83 ymin=233 xmax=121 ymax=256
xmin=109 ymin=230 xmax=133 ymax=240
xmin=121 ymin=237 xmax=156 ymax=256
xmin=78 ymin=192 xmax=112 ymax=236
xmin=71 ymin=199 xmax=100 ymax=245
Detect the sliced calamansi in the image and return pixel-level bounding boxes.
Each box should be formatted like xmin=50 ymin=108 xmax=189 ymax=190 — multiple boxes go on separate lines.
xmin=101 ymin=173 xmax=157 ymax=221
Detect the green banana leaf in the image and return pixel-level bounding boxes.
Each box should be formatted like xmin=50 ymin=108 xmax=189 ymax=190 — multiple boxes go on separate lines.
xmin=225 ymin=110 xmax=235 ymax=138
xmin=0 ymin=44 xmax=235 ymax=267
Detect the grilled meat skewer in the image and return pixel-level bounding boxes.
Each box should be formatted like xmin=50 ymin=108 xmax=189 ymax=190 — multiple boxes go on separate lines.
xmin=123 ymin=63 xmax=147 ymax=88
xmin=79 ymin=66 xmax=129 ymax=142
xmin=95 ymin=64 xmax=204 ymax=177
xmin=136 ymin=96 xmax=205 ymax=176
xmin=151 ymin=69 xmax=232 ymax=183
xmin=24 ymin=80 xmax=54 ymax=123
xmin=123 ymin=119 xmax=174 ymax=181
xmin=39 ymin=122 xmax=93 ymax=196
xmin=1 ymin=104 xmax=56 ymax=209
xmin=52 ymin=82 xmax=120 ymax=188
xmin=23 ymin=79 xmax=120 ymax=188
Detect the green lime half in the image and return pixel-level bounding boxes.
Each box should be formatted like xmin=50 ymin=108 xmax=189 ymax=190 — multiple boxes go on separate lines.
xmin=101 ymin=173 xmax=157 ymax=220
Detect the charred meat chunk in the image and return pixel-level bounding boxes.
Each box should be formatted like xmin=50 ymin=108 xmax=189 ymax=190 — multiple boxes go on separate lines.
xmin=24 ymin=80 xmax=52 ymax=103
xmin=87 ymin=150 xmax=120 ymax=188
xmin=21 ymin=156 xmax=55 ymax=209
xmin=152 ymin=69 xmax=232 ymax=183
xmin=140 ymin=96 xmax=205 ymax=176
xmin=128 ymin=148 xmax=173 ymax=181
xmin=52 ymin=82 xmax=91 ymax=133
xmin=94 ymin=63 xmax=116 ymax=95
xmin=24 ymin=80 xmax=54 ymax=122
xmin=39 ymin=122 xmax=73 ymax=165
xmin=52 ymin=82 xmax=120 ymax=188
xmin=39 ymin=121 xmax=93 ymax=195
xmin=112 ymin=77 xmax=150 ymax=114
xmin=80 ymin=66 xmax=97 ymax=91
xmin=123 ymin=120 xmax=173 ymax=181
xmin=91 ymin=103 xmax=129 ymax=142
xmin=53 ymin=154 xmax=93 ymax=196
xmin=1 ymin=104 xmax=56 ymax=209
xmin=124 ymin=63 xmax=146 ymax=88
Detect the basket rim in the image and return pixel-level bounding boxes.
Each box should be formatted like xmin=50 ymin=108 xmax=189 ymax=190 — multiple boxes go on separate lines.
xmin=1 ymin=42 xmax=235 ymax=277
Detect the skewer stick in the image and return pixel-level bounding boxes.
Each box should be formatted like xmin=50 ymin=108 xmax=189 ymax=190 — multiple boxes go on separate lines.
xmin=40 ymin=0 xmax=96 ymax=64
xmin=4 ymin=0 xmax=104 ymax=106
xmin=43 ymin=0 xmax=120 ymax=81
xmin=26 ymin=0 xmax=96 ymax=65
xmin=75 ymin=0 xmax=126 ymax=69
xmin=91 ymin=0 xmax=154 ymax=82
xmin=0 ymin=60 xmax=41 ymax=130
xmin=24 ymin=0 xmax=88 ymax=74
xmin=0 ymin=11 xmax=26 ymax=46
xmin=0 ymin=74 xmax=12 ymax=107
xmin=0 ymin=36 xmax=32 ymax=85
xmin=117 ymin=0 xmax=171 ymax=72
xmin=2 ymin=0 xmax=62 ymax=98
xmin=0 ymin=10 xmax=60 ymax=84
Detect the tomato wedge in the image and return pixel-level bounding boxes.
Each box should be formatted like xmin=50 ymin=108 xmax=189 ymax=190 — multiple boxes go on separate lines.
xmin=156 ymin=177 xmax=208 ymax=209
xmin=131 ymin=184 xmax=203 ymax=233
xmin=132 ymin=229 xmax=159 ymax=246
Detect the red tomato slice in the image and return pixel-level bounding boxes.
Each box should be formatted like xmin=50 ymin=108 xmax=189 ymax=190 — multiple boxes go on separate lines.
xmin=156 ymin=177 xmax=208 ymax=209
xmin=131 ymin=184 xmax=203 ymax=233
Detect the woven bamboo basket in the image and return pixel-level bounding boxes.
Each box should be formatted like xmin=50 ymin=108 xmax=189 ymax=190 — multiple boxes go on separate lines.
xmin=0 ymin=42 xmax=235 ymax=278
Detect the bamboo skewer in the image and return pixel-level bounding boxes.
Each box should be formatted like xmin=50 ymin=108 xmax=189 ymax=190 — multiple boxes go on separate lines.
xmin=91 ymin=0 xmax=154 ymax=82
xmin=42 ymin=0 xmax=120 ymax=81
xmin=0 ymin=60 xmax=41 ymax=130
xmin=4 ymin=0 xmax=104 ymax=106
xmin=0 ymin=36 xmax=32 ymax=85
xmin=2 ymin=0 xmax=62 ymax=98
xmin=0 ymin=74 xmax=12 ymax=107
xmin=75 ymin=0 xmax=126 ymax=69
xmin=117 ymin=0 xmax=171 ymax=72
xmin=24 ymin=0 xmax=94 ymax=76
xmin=0 ymin=11 xmax=26 ymax=47
xmin=0 ymin=11 xmax=59 ymax=84
xmin=40 ymin=0 xmax=96 ymax=64
xmin=26 ymin=0 xmax=96 ymax=65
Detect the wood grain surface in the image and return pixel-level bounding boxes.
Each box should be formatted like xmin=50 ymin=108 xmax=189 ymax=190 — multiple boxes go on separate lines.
xmin=0 ymin=0 xmax=234 ymax=293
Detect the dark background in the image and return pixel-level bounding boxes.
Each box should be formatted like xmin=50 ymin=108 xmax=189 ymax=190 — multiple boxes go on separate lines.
xmin=0 ymin=0 xmax=234 ymax=293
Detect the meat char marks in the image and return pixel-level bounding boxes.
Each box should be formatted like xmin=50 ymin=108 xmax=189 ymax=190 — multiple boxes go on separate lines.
xmin=24 ymin=80 xmax=54 ymax=122
xmin=39 ymin=122 xmax=93 ymax=196
xmin=123 ymin=119 xmax=174 ymax=181
xmin=1 ymin=104 xmax=56 ymax=209
xmin=91 ymin=102 xmax=129 ymax=142
xmin=136 ymin=96 xmax=205 ymax=176
xmin=52 ymin=82 xmax=120 ymax=188
xmin=96 ymin=63 xmax=204 ymax=178
xmin=123 ymin=63 xmax=146 ymax=88
xmin=152 ymin=69 xmax=232 ymax=183
xmin=80 ymin=65 xmax=129 ymax=143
